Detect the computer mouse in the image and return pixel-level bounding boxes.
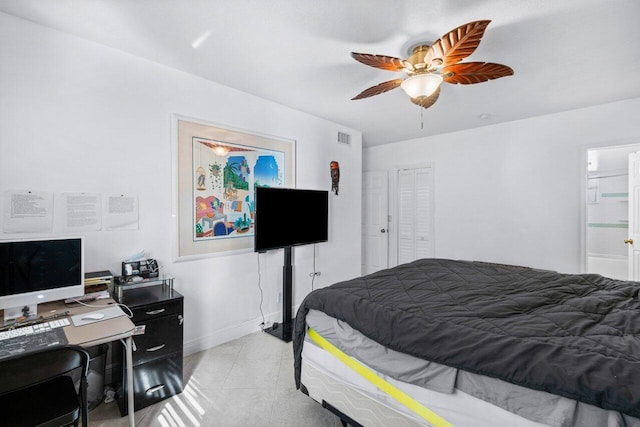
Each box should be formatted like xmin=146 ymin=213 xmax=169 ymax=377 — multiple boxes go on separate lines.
xmin=82 ymin=313 xmax=105 ymax=320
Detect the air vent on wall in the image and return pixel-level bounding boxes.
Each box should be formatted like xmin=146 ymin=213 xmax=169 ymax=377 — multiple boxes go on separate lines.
xmin=337 ymin=131 xmax=351 ymax=145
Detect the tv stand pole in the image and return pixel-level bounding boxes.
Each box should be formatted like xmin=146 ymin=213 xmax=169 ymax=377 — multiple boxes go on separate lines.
xmin=265 ymin=246 xmax=293 ymax=342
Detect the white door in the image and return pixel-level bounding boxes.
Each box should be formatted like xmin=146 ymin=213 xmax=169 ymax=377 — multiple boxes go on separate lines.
xmin=627 ymin=152 xmax=640 ymax=280
xmin=362 ymin=171 xmax=389 ymax=275
xmin=397 ymin=166 xmax=434 ymax=265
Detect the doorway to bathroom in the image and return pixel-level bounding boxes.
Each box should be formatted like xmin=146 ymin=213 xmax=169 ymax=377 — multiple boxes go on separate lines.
xmin=586 ymin=143 xmax=640 ymax=280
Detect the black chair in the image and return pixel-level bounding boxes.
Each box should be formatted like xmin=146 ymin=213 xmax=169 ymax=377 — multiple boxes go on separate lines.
xmin=0 ymin=345 xmax=90 ymax=427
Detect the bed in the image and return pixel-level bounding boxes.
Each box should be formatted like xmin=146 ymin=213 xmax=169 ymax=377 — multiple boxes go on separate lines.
xmin=293 ymin=259 xmax=640 ymax=427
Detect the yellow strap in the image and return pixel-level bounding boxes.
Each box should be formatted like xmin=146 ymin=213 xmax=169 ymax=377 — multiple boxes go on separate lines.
xmin=307 ymin=328 xmax=453 ymax=427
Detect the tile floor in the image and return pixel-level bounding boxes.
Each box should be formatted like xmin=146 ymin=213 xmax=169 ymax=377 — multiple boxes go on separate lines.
xmin=90 ymin=331 xmax=343 ymax=426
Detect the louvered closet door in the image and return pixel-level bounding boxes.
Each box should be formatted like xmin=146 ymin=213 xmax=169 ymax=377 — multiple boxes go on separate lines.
xmin=397 ymin=167 xmax=434 ymax=265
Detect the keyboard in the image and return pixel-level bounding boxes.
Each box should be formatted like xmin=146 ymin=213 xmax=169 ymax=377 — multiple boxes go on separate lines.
xmin=0 ymin=318 xmax=71 ymax=340
xmin=0 ymin=319 xmax=70 ymax=360
xmin=0 ymin=318 xmax=71 ymax=341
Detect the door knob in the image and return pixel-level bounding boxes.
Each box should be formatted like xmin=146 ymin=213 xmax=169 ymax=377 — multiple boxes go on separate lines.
xmin=625 ymin=238 xmax=634 ymax=245
xmin=380 ymin=229 xmax=387 ymax=233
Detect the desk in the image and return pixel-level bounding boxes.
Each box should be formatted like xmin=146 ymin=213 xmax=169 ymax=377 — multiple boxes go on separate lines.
xmin=6 ymin=299 xmax=137 ymax=427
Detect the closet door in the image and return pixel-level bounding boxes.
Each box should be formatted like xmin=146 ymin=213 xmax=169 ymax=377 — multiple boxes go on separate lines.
xmin=362 ymin=171 xmax=389 ymax=275
xmin=397 ymin=166 xmax=434 ymax=265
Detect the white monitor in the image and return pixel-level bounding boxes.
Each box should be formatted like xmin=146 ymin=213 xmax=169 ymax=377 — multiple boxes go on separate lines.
xmin=0 ymin=236 xmax=84 ymax=322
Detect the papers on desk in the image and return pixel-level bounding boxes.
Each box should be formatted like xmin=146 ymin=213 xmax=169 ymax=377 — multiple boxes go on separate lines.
xmin=84 ymin=270 xmax=113 ymax=289
xmin=71 ymin=305 xmax=126 ymax=327
xmin=64 ymin=290 xmax=110 ymax=304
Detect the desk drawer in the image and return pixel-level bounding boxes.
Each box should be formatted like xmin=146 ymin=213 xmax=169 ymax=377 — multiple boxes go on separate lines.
xmin=131 ymin=298 xmax=183 ymax=323
xmin=118 ymin=351 xmax=183 ymax=416
xmin=132 ymin=313 xmax=183 ymax=366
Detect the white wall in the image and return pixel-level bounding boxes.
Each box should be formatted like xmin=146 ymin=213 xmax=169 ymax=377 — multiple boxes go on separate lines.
xmin=0 ymin=13 xmax=362 ymax=354
xmin=364 ymin=98 xmax=640 ymax=274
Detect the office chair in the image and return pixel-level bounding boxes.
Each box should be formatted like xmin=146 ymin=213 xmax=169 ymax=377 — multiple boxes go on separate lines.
xmin=0 ymin=345 xmax=90 ymax=427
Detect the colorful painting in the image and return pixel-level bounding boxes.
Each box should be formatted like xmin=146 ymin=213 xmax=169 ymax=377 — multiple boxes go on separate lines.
xmin=175 ymin=115 xmax=295 ymax=259
xmin=254 ymin=155 xmax=283 ymax=187
xmin=192 ymin=138 xmax=286 ymax=241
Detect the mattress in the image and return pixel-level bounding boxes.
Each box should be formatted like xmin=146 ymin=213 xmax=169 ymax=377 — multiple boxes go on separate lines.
xmin=302 ymin=335 xmax=549 ymax=427
xmin=293 ymin=259 xmax=640 ymax=425
xmin=303 ymin=309 xmax=640 ymax=427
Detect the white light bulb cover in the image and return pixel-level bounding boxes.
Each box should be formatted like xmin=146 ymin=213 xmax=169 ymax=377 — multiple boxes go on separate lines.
xmin=400 ymin=74 xmax=443 ymax=98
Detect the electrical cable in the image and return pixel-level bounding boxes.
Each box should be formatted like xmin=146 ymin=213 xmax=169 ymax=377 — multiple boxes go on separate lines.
xmin=256 ymin=252 xmax=266 ymax=330
xmin=312 ymin=244 xmax=317 ymax=290
xmin=309 ymin=244 xmax=320 ymax=291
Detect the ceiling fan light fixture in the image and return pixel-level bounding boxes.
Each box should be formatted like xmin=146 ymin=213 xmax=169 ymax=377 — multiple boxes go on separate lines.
xmin=400 ymin=73 xmax=443 ymax=99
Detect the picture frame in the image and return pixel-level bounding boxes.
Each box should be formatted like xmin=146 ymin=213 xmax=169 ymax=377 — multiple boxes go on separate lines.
xmin=173 ymin=115 xmax=296 ymax=260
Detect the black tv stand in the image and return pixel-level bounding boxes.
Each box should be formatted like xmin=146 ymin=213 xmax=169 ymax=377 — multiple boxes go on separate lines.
xmin=264 ymin=246 xmax=293 ymax=342
xmin=265 ymin=321 xmax=293 ymax=342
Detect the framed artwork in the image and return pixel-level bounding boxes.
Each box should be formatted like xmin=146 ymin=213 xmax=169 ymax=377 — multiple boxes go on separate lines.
xmin=173 ymin=115 xmax=295 ymax=260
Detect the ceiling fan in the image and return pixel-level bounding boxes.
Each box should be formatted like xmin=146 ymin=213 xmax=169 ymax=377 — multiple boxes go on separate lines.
xmin=351 ymin=20 xmax=514 ymax=109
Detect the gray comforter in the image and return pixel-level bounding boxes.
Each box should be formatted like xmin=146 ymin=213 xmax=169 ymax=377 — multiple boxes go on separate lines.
xmin=293 ymin=259 xmax=640 ymax=418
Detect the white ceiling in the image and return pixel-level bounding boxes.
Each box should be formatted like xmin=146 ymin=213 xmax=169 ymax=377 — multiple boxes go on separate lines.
xmin=1 ymin=0 xmax=639 ymax=147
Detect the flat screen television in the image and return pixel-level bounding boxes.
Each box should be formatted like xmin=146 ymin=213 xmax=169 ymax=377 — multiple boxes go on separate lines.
xmin=0 ymin=236 xmax=84 ymax=321
xmin=254 ymin=187 xmax=328 ymax=252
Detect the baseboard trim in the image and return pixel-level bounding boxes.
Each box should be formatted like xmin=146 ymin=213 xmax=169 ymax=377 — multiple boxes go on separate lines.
xmin=183 ymin=304 xmax=301 ymax=357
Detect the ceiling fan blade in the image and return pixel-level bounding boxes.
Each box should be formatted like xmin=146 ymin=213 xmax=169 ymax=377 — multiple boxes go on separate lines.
xmin=426 ymin=20 xmax=491 ymax=68
xmin=442 ymin=62 xmax=514 ymax=84
xmin=352 ymin=79 xmax=403 ymax=100
xmin=351 ymin=52 xmax=412 ymax=72
xmin=410 ymin=86 xmax=441 ymax=109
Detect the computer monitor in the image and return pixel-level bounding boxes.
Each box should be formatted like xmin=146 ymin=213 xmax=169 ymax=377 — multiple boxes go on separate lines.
xmin=0 ymin=236 xmax=84 ymax=323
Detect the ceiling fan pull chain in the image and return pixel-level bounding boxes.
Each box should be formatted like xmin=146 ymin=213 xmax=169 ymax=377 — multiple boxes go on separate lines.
xmin=421 ymin=107 xmax=424 ymax=129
